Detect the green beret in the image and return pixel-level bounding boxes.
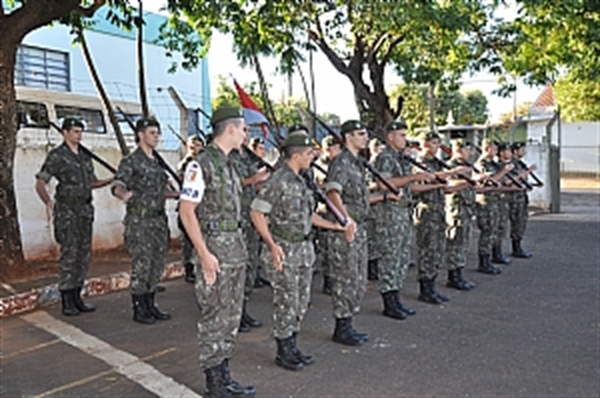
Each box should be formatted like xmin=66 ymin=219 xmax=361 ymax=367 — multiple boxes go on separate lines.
xmin=135 ymin=117 xmax=160 ymax=132
xmin=288 ymin=124 xmax=309 ymax=135
xmin=422 ymin=131 xmax=440 ymax=142
xmin=453 ymin=139 xmax=471 ymax=148
xmin=385 ymin=119 xmax=408 ymax=132
xmin=211 ymin=106 xmax=243 ymax=126
xmin=322 ymin=135 xmax=339 ymax=148
xmin=340 ymin=120 xmax=366 ymax=134
xmin=497 ymin=142 xmax=510 ymax=152
xmin=283 ymin=134 xmax=314 ymax=148
xmin=511 ymin=141 xmax=526 ymax=151
xmin=61 ymin=118 xmax=84 ymax=131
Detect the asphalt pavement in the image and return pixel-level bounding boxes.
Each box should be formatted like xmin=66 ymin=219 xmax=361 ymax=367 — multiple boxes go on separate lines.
xmin=1 ymin=189 xmax=598 ymax=398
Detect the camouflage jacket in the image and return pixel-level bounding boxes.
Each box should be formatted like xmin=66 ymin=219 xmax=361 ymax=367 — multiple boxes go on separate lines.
xmin=372 ymin=145 xmax=413 ymax=224
xmin=325 ymin=148 xmax=369 ymax=223
xmin=251 ymin=163 xmax=314 ymax=242
xmin=416 ymin=153 xmax=445 ymax=206
xmin=36 ymin=142 xmax=97 ymax=202
xmin=229 ymin=148 xmax=258 ymax=208
xmin=112 ymin=147 xmax=167 ymax=213
xmin=475 ymin=156 xmax=502 ymax=202
xmin=446 ymin=157 xmax=476 ymax=218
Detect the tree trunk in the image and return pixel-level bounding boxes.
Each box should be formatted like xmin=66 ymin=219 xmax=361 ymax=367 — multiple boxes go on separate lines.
xmin=0 ymin=40 xmax=25 ymax=278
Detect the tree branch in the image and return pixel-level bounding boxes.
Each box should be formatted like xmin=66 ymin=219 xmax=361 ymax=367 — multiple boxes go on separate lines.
xmin=78 ymin=0 xmax=106 ymax=17
xmin=381 ymin=35 xmax=405 ymax=66
xmin=368 ymin=33 xmax=388 ymax=62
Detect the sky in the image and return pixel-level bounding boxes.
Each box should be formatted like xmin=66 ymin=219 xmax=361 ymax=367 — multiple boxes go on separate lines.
xmin=141 ymin=0 xmax=543 ymax=123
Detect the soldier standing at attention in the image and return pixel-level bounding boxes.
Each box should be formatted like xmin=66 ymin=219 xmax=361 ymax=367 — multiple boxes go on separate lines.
xmin=475 ymin=139 xmax=514 ymax=275
xmin=35 ymin=118 xmax=113 ymax=316
xmin=177 ymin=135 xmax=204 ymax=283
xmin=509 ymin=142 xmax=536 ymax=258
xmin=179 ymin=107 xmax=256 ymax=398
xmin=372 ymin=120 xmax=435 ymax=319
xmin=229 ymin=135 xmax=270 ymax=333
xmin=366 ymin=137 xmax=386 ymax=281
xmin=325 ymin=120 xmax=385 ymax=346
xmin=112 ymin=118 xmax=178 ymax=324
xmin=413 ymin=132 xmax=466 ymax=304
xmin=444 ymin=139 xmax=479 ymax=291
xmin=251 ymin=134 xmax=354 ymax=371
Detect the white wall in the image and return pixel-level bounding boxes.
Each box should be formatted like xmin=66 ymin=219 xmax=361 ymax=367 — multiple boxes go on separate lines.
xmin=524 ymin=117 xmax=559 ymax=209
xmin=559 ymin=122 xmax=600 ymax=174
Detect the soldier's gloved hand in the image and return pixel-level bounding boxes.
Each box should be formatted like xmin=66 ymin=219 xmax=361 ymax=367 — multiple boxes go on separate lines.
xmin=200 ymin=252 xmax=221 ymax=286
xmin=269 ymin=244 xmax=285 ymax=272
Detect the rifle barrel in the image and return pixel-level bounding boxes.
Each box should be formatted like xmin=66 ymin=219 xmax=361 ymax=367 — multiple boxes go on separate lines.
xmin=301 ymin=170 xmax=347 ymax=226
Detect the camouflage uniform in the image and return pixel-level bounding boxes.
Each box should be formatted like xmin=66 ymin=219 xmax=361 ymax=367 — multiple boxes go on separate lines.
xmin=475 ymin=157 xmax=502 ymax=256
xmin=509 ymin=158 xmax=529 ymax=241
xmin=112 ymin=147 xmax=169 ymax=295
xmin=325 ymin=148 xmax=369 ymax=319
xmin=251 ymin=164 xmax=315 ymax=339
xmin=372 ymin=146 xmax=413 ymax=293
xmin=414 ymin=154 xmax=446 ymax=281
xmin=36 ymin=143 xmax=96 ymax=291
xmin=189 ymin=143 xmax=246 ymax=370
xmin=313 ymin=157 xmax=331 ymax=280
xmin=445 ymin=158 xmax=476 ymax=271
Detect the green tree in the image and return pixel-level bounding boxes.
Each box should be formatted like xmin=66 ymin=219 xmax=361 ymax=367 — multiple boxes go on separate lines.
xmin=554 ymin=76 xmax=600 ymax=122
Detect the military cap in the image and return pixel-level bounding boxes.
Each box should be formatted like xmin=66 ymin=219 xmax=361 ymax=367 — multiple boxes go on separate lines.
xmin=135 ymin=117 xmax=160 ymax=132
xmin=497 ymin=142 xmax=511 ymax=152
xmin=187 ymin=135 xmax=202 ymax=145
xmin=369 ymin=137 xmax=384 ymax=150
xmin=452 ymin=138 xmax=472 ymax=148
xmin=385 ymin=119 xmax=408 ymax=132
xmin=288 ymin=124 xmax=309 ymax=135
xmin=340 ymin=120 xmax=366 ymax=134
xmin=321 ymin=135 xmax=339 ymax=148
xmin=422 ymin=131 xmax=441 ymax=142
xmin=283 ymin=134 xmax=314 ymax=148
xmin=61 ymin=118 xmax=85 ymax=131
xmin=511 ymin=141 xmax=526 ymax=151
xmin=211 ymin=106 xmax=243 ymax=126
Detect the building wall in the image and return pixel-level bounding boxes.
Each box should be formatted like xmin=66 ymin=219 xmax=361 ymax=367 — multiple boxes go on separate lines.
xmin=524 ymin=118 xmax=559 ymax=209
xmin=559 ymin=122 xmax=600 ymax=174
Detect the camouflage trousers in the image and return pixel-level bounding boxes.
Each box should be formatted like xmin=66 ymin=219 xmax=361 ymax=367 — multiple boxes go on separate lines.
xmin=476 ymin=199 xmax=499 ymax=256
xmin=445 ymin=212 xmax=474 ymax=271
xmin=178 ymin=216 xmax=195 ymax=264
xmin=366 ymin=216 xmax=380 ymax=261
xmin=377 ymin=207 xmax=411 ymax=293
xmin=496 ymin=196 xmax=510 ymax=245
xmin=242 ymin=214 xmax=261 ymax=300
xmin=195 ymin=259 xmax=246 ymax=370
xmin=329 ymin=224 xmax=368 ymax=319
xmin=263 ymin=240 xmax=315 ymax=339
xmin=509 ymin=192 xmax=529 ymax=241
xmin=414 ymin=205 xmax=446 ymax=281
xmin=54 ymin=202 xmax=94 ymax=291
xmin=314 ymin=227 xmax=330 ymax=278
xmin=124 ymin=214 xmax=169 ymax=295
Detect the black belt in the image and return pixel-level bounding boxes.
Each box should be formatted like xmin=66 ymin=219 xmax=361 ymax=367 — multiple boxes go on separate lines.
xmin=55 ymin=196 xmax=91 ymax=206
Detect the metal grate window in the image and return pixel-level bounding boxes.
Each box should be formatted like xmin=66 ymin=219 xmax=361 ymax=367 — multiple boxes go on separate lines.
xmin=15 ymin=45 xmax=70 ymax=92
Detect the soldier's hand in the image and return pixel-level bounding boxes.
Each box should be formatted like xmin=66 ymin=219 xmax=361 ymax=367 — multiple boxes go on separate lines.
xmin=122 ymin=191 xmax=134 ymax=203
xmin=416 ymin=172 xmax=436 ymax=182
xmin=200 ymin=253 xmax=221 ymax=286
xmin=45 ymin=201 xmax=54 ymax=221
xmin=529 ymin=164 xmax=537 ymax=172
xmin=504 ymin=163 xmax=515 ymax=172
xmin=342 ymin=219 xmax=356 ymax=243
xmin=270 ymin=244 xmax=285 ymax=272
xmin=386 ymin=192 xmax=402 ymax=202
xmin=255 ymin=168 xmax=271 ymax=184
xmin=453 ymin=166 xmax=471 ymax=176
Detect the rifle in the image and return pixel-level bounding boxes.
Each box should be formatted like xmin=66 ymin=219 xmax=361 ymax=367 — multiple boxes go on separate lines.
xmin=116 ymin=107 xmax=182 ymax=187
xmin=49 ymin=122 xmax=117 ymax=174
xmin=301 ymin=170 xmax=347 ymax=226
xmin=307 ymin=109 xmax=401 ymax=196
xmin=431 ymin=156 xmax=477 ymax=186
xmin=406 ymin=141 xmax=471 ymax=185
xmin=167 ymin=124 xmax=187 ymax=146
xmin=516 ymin=159 xmax=543 ymax=187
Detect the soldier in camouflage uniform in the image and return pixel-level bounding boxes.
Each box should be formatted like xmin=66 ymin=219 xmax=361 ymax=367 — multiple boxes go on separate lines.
xmin=179 ymin=107 xmax=256 ymax=398
xmin=366 ymin=137 xmax=386 ymax=281
xmin=413 ymin=132 xmax=464 ymax=304
xmin=112 ymin=118 xmax=178 ymax=324
xmin=325 ymin=120 xmax=384 ymax=346
xmin=230 ymin=138 xmax=270 ymax=333
xmin=475 ymin=139 xmax=514 ymax=275
xmin=35 ymin=118 xmax=112 ymax=316
xmin=177 ymin=135 xmax=204 ymax=283
xmin=251 ymin=133 xmax=352 ymax=371
xmin=510 ymin=142 xmax=536 ymax=258
xmin=444 ymin=139 xmax=478 ymax=291
xmin=372 ymin=120 xmax=435 ymax=318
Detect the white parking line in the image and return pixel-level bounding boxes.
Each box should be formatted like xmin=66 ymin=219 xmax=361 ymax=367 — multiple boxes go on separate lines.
xmin=22 ymin=311 xmax=202 ymax=398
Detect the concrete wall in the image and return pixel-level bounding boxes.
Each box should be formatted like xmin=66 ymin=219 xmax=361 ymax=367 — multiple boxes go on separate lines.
xmin=559 ymin=122 xmax=600 ymax=174
xmin=524 ymin=117 xmax=559 ymax=209
xmin=16 ymin=129 xmax=181 ymax=260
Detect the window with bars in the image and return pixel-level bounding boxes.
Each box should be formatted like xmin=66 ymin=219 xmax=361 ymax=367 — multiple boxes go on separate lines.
xmin=15 ymin=45 xmax=70 ymax=92
xmin=55 ymin=105 xmax=106 ymax=134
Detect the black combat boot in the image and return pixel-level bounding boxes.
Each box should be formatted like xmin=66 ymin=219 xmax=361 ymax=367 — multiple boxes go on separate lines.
xmin=430 ymin=277 xmax=449 ymax=302
xmin=396 ymin=293 xmax=416 ymax=316
xmin=332 ymin=317 xmax=365 ymax=346
xmin=290 ymin=332 xmax=315 ymax=365
xmin=61 ymin=289 xmax=80 ymax=316
xmin=73 ymin=287 xmax=96 ymax=312
xmin=221 ymin=359 xmax=257 ymax=396
xmin=446 ymin=269 xmax=475 ymax=291
xmin=418 ymin=279 xmax=442 ymax=304
xmin=148 ymin=292 xmax=171 ymax=320
xmin=322 ymin=275 xmax=332 ymax=295
xmin=156 ymin=285 xmax=166 ymax=292
xmin=184 ymin=262 xmax=196 ymax=283
xmin=132 ymin=294 xmax=155 ymax=324
xmin=204 ymin=364 xmax=232 ymax=398
xmin=492 ymin=244 xmax=512 ymax=265
xmin=367 ymin=259 xmax=379 ymax=281
xmin=275 ymin=337 xmax=304 ymax=371
xmin=512 ymin=239 xmax=533 ymax=258
xmin=477 ymin=254 xmax=502 ymax=275
xmin=381 ymin=291 xmax=406 ymax=320
xmin=241 ymin=303 xmax=262 ymax=328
